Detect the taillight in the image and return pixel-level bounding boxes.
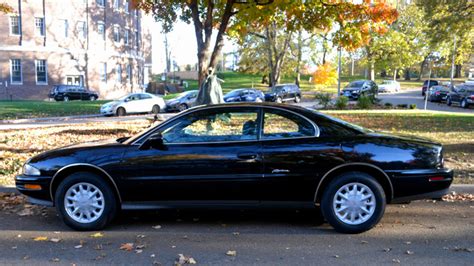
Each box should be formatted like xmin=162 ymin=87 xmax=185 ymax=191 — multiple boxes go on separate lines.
xmin=470 ymin=96 xmax=474 ymax=100
xmin=435 ymin=91 xmax=440 ymax=95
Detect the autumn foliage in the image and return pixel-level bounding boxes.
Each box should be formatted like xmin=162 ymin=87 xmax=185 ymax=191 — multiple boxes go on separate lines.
xmin=312 ymin=63 xmax=337 ymax=86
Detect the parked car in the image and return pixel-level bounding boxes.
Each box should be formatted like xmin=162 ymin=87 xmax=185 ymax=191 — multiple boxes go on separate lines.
xmin=100 ymin=93 xmax=166 ymax=116
xmin=446 ymin=84 xmax=474 ymax=108
xmin=224 ymin=88 xmax=265 ymax=103
xmin=341 ymin=80 xmax=378 ymax=100
xmin=264 ymin=84 xmax=301 ymax=103
xmin=165 ymin=90 xmax=198 ymax=112
xmin=421 ymin=80 xmax=440 ymax=96
xmin=377 ymin=80 xmax=400 ymax=93
xmin=16 ymin=103 xmax=452 ymax=233
xmin=426 ymin=85 xmax=450 ymax=102
xmin=49 ymin=85 xmax=99 ymax=101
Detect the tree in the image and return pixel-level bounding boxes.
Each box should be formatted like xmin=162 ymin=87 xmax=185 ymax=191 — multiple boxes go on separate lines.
xmin=132 ymin=0 xmax=274 ymax=86
xmin=312 ymin=62 xmax=337 ymax=86
xmin=0 ymin=2 xmax=13 ymax=13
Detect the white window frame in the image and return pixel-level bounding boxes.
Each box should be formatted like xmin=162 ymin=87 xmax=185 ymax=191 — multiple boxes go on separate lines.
xmin=9 ymin=16 xmax=21 ymax=36
xmin=116 ymin=64 xmax=122 ymax=83
xmin=113 ymin=26 xmax=120 ymax=43
xmin=100 ymin=63 xmax=107 ymax=83
xmin=77 ymin=21 xmax=87 ymax=39
xmin=124 ymin=0 xmax=129 ymax=13
xmin=61 ymin=19 xmax=69 ymax=38
xmin=114 ymin=0 xmax=120 ymax=10
xmin=10 ymin=59 xmax=22 ymax=85
xmin=35 ymin=17 xmax=45 ymax=37
xmin=35 ymin=60 xmax=48 ymax=85
xmin=135 ymin=30 xmax=139 ymax=49
xmin=126 ymin=64 xmax=132 ymax=84
xmin=98 ymin=21 xmax=105 ymax=40
xmin=96 ymin=0 xmax=105 ymax=8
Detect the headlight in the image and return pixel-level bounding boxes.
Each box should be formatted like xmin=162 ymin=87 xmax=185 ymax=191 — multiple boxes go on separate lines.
xmin=354 ymin=90 xmax=360 ymax=93
xmin=23 ymin=164 xmax=41 ymax=176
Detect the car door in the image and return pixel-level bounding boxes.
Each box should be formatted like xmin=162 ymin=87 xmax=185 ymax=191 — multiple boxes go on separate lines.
xmin=138 ymin=93 xmax=153 ymax=112
xmin=259 ymin=107 xmax=340 ymax=202
xmin=123 ymin=94 xmax=141 ymax=113
xmin=118 ymin=106 xmax=263 ymax=203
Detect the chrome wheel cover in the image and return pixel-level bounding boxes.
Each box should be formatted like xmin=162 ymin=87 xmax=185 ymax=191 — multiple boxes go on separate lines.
xmin=64 ymin=182 xmax=105 ymax=224
xmin=333 ymin=182 xmax=376 ymax=225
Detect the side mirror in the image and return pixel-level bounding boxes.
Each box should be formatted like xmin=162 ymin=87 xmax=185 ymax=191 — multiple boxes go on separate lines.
xmin=140 ymin=133 xmax=167 ymax=150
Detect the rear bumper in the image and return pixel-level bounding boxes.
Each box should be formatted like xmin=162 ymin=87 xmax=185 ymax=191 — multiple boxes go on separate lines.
xmin=387 ymin=168 xmax=453 ymax=203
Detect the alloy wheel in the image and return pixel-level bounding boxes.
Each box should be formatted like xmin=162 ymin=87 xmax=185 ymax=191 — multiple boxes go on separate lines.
xmin=64 ymin=182 xmax=105 ymax=224
xmin=332 ymin=182 xmax=376 ymax=225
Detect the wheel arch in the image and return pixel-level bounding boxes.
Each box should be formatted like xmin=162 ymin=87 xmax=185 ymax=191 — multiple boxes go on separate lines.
xmin=314 ymin=163 xmax=393 ymax=204
xmin=50 ymin=163 xmax=122 ymax=204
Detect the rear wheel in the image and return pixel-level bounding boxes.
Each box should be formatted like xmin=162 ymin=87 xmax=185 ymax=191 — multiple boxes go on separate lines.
xmin=321 ymin=172 xmax=386 ymax=234
xmin=116 ymin=107 xmax=126 ymax=116
xmin=461 ymin=98 xmax=469 ymax=108
xmin=63 ymin=96 xmax=69 ymax=102
xmin=54 ymin=172 xmax=117 ymax=231
xmin=178 ymin=103 xmax=188 ymax=111
xmin=294 ymin=95 xmax=301 ymax=103
xmin=447 ymin=97 xmax=452 ymax=106
xmin=152 ymin=105 xmax=160 ymax=114
xmin=89 ymin=95 xmax=96 ymax=101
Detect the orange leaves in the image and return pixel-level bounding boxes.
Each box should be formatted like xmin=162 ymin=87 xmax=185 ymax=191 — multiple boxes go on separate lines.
xmin=312 ymin=63 xmax=337 ymax=86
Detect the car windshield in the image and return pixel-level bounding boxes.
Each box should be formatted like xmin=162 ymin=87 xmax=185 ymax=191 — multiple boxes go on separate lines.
xmin=270 ymin=86 xmax=285 ymax=92
xmin=347 ymin=81 xmax=364 ymax=88
xmin=117 ymin=94 xmax=133 ymax=101
xmin=226 ymin=90 xmax=244 ymax=97
xmin=177 ymin=91 xmax=195 ymax=99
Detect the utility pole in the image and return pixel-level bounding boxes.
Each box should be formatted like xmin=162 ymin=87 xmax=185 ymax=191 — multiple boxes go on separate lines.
xmin=337 ymin=46 xmax=342 ymax=98
xmin=450 ymin=35 xmax=456 ymax=85
xmin=424 ymin=59 xmax=432 ymax=110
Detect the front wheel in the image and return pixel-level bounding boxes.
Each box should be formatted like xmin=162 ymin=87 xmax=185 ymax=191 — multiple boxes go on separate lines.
xmin=447 ymin=97 xmax=452 ymax=106
xmin=152 ymin=105 xmax=160 ymax=114
xmin=276 ymin=97 xmax=282 ymax=104
xmin=54 ymin=172 xmax=117 ymax=231
xmin=461 ymin=98 xmax=469 ymax=108
xmin=89 ymin=95 xmax=96 ymax=101
xmin=294 ymin=95 xmax=301 ymax=103
xmin=116 ymin=107 xmax=126 ymax=116
xmin=63 ymin=96 xmax=69 ymax=102
xmin=321 ymin=172 xmax=386 ymax=234
xmin=178 ymin=103 xmax=188 ymax=111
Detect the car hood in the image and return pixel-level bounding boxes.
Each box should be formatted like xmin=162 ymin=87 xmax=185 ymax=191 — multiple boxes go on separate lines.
xmin=101 ymin=101 xmax=121 ymax=108
xmin=28 ymin=138 xmax=125 ymax=164
xmin=343 ymin=87 xmax=362 ymax=91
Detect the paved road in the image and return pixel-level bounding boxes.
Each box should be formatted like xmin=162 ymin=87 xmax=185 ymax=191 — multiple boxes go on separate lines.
xmin=378 ymin=89 xmax=474 ymax=113
xmin=0 ymin=199 xmax=472 ymax=265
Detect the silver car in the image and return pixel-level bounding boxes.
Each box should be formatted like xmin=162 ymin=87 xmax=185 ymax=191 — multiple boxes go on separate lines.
xmin=165 ymin=90 xmax=198 ymax=112
xmin=100 ymin=93 xmax=166 ymax=116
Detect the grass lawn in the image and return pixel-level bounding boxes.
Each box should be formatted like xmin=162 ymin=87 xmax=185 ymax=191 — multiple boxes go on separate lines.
xmin=0 ymin=100 xmax=108 ymax=120
xmin=0 ymin=110 xmax=472 ymax=186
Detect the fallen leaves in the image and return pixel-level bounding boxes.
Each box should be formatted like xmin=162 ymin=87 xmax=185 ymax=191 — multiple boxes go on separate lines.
xmin=175 ymin=254 xmax=197 ymax=265
xmin=120 ymin=243 xmax=134 ymax=252
xmin=442 ymin=192 xmax=474 ymax=202
xmin=405 ymin=250 xmax=414 ymax=255
xmin=152 ymin=225 xmax=162 ymax=229
xmin=90 ymin=232 xmax=104 ymax=238
xmin=50 ymin=238 xmax=61 ymax=243
xmin=33 ymin=236 xmax=48 ymax=241
xmin=226 ymin=250 xmax=237 ymax=256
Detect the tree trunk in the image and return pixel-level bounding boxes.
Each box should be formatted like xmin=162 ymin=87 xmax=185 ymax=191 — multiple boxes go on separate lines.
xmin=404 ymin=68 xmax=410 ymax=80
xmin=295 ymin=30 xmax=303 ymax=87
xmin=393 ymin=69 xmax=397 ymax=81
xmin=418 ymin=56 xmax=427 ymax=81
xmin=454 ymin=64 xmax=462 ymax=78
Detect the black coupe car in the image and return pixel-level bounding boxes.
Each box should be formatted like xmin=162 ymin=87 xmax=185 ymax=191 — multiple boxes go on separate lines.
xmin=16 ymin=103 xmax=452 ymax=233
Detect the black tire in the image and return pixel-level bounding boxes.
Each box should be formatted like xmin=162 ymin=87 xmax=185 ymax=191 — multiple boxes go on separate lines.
xmin=178 ymin=103 xmax=188 ymax=111
xmin=461 ymin=98 xmax=468 ymax=108
xmin=320 ymin=171 xmax=386 ymax=234
xmin=89 ymin=95 xmax=96 ymax=101
xmin=152 ymin=105 xmax=160 ymax=114
xmin=294 ymin=95 xmax=301 ymax=103
xmin=447 ymin=97 xmax=452 ymax=106
xmin=54 ymin=172 xmax=118 ymax=231
xmin=276 ymin=97 xmax=282 ymax=104
xmin=116 ymin=107 xmax=126 ymax=116
xmin=63 ymin=96 xmax=69 ymax=102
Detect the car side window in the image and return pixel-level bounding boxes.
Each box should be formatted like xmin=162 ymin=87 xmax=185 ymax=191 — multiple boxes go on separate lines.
xmin=262 ymin=109 xmax=315 ymax=139
xmin=140 ymin=94 xmax=152 ymax=100
xmin=160 ymin=109 xmax=259 ymax=143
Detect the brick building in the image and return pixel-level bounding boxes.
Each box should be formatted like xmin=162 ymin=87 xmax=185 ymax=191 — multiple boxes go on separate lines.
xmin=0 ymin=0 xmax=152 ymax=100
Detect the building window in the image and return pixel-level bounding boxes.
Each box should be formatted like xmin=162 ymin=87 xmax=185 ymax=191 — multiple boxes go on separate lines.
xmin=126 ymin=64 xmax=132 ymax=84
xmin=116 ymin=64 xmax=122 ymax=83
xmin=98 ymin=22 xmax=105 ymax=40
xmin=77 ymin=21 xmax=87 ymax=39
xmin=113 ymin=26 xmax=120 ymax=43
xmin=97 ymin=0 xmax=105 ymax=7
xmin=10 ymin=59 xmax=22 ymax=84
xmin=60 ymin=19 xmax=69 ymax=38
xmin=35 ymin=60 xmax=48 ymax=84
xmin=135 ymin=31 xmax=139 ymax=48
xmin=124 ymin=0 xmax=129 ymax=13
xmin=35 ymin=17 xmax=45 ymax=36
xmin=114 ymin=0 xmax=120 ymax=10
xmin=10 ymin=16 xmax=21 ymax=35
xmin=100 ymin=63 xmax=107 ymax=83
xmin=124 ymin=29 xmax=129 ymax=45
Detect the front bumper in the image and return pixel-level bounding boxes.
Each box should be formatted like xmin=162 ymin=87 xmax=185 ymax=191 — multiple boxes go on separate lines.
xmin=341 ymin=91 xmax=360 ymax=99
xmin=387 ymin=168 xmax=453 ymax=203
xmin=15 ymin=174 xmax=53 ymax=204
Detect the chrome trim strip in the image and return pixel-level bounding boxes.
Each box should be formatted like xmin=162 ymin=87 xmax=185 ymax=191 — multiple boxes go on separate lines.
xmin=313 ymin=162 xmax=394 ymax=203
xmin=132 ymin=104 xmax=320 ymax=145
xmin=50 ymin=163 xmax=122 ymax=203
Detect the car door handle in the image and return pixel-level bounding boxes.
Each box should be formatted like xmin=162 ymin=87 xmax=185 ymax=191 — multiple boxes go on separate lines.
xmin=272 ymin=169 xmax=290 ymax=173
xmin=237 ymin=153 xmax=257 ymax=160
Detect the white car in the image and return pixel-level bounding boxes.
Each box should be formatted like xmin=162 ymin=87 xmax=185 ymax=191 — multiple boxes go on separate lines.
xmin=377 ymin=80 xmax=400 ymax=93
xmin=100 ymin=93 xmax=166 ymax=116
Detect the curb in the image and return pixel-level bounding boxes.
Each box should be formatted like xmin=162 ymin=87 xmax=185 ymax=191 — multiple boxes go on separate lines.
xmin=1 ymin=184 xmax=473 ymax=195
xmin=0 ymin=114 xmax=103 ymax=124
